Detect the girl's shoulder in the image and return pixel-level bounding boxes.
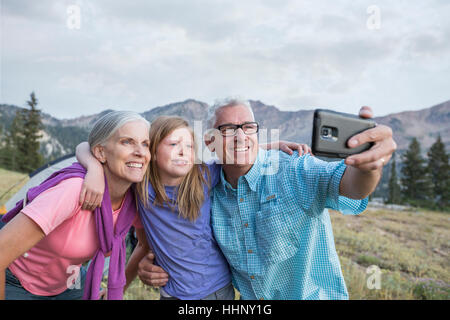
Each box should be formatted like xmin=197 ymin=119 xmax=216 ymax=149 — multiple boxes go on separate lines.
xmin=201 ymin=160 xmax=221 ymax=188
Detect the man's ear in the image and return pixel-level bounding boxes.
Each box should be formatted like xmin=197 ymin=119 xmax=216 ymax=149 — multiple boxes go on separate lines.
xmin=205 ymin=136 xmax=215 ymax=152
xmin=204 ymin=130 xmax=216 ymax=152
xmin=92 ymin=145 xmax=106 ymax=164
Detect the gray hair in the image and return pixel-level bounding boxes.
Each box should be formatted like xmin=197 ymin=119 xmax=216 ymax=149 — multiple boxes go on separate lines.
xmin=88 ymin=111 xmax=150 ymax=148
xmin=206 ymin=97 xmax=255 ymax=129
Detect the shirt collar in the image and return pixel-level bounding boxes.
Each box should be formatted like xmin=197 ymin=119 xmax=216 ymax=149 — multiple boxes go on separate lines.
xmin=218 ymin=148 xmax=267 ymax=193
xmin=219 ymin=169 xmax=234 ymax=193
xmin=243 ymin=148 xmax=266 ymax=192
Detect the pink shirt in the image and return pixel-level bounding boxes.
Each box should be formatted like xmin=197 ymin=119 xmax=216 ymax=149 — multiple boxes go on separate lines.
xmin=8 ymin=177 xmax=142 ymax=296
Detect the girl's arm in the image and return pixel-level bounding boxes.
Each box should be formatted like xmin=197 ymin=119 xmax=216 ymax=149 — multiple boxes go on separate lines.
xmin=123 ymin=228 xmax=151 ymax=292
xmin=75 ymin=142 xmax=105 ymax=211
xmin=0 ymin=213 xmax=45 ymax=299
xmin=260 ymin=140 xmax=312 ymax=156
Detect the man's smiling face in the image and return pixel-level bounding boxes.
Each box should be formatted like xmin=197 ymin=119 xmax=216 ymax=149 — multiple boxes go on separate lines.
xmin=213 ymin=104 xmax=259 ymax=169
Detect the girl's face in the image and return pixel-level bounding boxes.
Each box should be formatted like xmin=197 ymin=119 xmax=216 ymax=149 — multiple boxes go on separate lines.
xmin=155 ymin=127 xmax=195 ymax=186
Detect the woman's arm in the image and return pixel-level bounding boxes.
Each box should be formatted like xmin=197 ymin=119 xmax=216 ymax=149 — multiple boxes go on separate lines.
xmin=75 ymin=142 xmax=105 ymax=211
xmin=123 ymin=228 xmax=151 ymax=292
xmin=0 ymin=213 xmax=45 ymax=299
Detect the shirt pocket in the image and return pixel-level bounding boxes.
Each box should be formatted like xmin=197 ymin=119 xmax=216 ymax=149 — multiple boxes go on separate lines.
xmin=255 ymin=194 xmax=303 ymax=265
xmin=211 ymin=214 xmax=244 ymax=271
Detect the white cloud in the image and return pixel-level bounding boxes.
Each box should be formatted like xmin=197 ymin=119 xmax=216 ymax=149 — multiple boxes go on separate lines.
xmin=1 ymin=0 xmax=449 ymax=118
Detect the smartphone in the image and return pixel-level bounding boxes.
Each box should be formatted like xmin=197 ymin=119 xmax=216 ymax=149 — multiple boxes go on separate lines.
xmin=311 ymin=109 xmax=376 ymax=158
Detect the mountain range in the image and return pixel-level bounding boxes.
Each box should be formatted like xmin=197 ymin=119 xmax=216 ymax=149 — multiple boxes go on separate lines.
xmin=1 ymin=98 xmax=448 ymax=161
xmin=1 ymin=98 xmax=449 ymax=198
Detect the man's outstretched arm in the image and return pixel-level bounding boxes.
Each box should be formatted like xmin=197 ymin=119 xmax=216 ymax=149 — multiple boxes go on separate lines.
xmin=339 ymin=106 xmax=397 ymax=199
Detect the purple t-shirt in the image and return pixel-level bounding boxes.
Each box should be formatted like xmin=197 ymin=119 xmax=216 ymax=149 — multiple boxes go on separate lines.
xmin=137 ymin=161 xmax=231 ymax=299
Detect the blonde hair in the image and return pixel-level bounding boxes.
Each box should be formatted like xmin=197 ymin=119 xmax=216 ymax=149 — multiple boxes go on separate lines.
xmin=136 ymin=116 xmax=210 ymax=222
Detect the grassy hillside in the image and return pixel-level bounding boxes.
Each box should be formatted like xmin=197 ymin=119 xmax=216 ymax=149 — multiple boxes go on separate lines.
xmin=0 ymin=168 xmax=29 ymax=210
xmin=123 ymin=207 xmax=449 ymax=300
xmin=330 ymin=207 xmax=449 ymax=299
xmin=1 ymin=169 xmax=448 ymax=300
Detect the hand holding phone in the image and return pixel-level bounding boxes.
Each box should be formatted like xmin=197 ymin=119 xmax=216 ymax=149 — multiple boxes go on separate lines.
xmin=311 ymin=109 xmax=377 ymax=158
xmin=312 ymin=106 xmax=397 ymax=173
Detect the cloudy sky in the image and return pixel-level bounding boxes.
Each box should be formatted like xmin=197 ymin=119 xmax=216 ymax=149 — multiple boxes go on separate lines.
xmin=1 ymin=0 xmax=449 ymax=119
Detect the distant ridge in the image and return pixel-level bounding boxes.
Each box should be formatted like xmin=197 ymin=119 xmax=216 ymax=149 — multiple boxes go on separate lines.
xmin=1 ymin=99 xmax=449 ymax=160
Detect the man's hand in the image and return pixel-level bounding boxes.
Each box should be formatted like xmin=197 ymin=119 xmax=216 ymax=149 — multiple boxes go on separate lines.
xmin=339 ymin=106 xmax=397 ymax=199
xmin=137 ymin=252 xmax=169 ymax=287
xmin=345 ymin=106 xmax=397 ymax=171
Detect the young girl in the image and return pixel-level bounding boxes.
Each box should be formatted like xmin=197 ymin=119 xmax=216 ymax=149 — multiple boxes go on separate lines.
xmin=76 ymin=115 xmax=310 ymax=299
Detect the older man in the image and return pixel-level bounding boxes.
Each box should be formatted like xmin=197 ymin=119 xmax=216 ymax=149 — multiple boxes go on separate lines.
xmin=138 ymin=98 xmax=396 ymax=300
xmin=204 ymin=99 xmax=395 ymax=300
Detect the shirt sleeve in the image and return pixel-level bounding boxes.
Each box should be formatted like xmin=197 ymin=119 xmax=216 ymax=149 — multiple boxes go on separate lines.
xmin=323 ymin=160 xmax=369 ymax=215
xmin=20 ymin=178 xmax=84 ymax=235
xmin=293 ymin=154 xmax=367 ymax=216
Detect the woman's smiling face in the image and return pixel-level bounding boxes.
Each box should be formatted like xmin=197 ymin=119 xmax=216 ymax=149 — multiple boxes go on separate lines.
xmin=100 ymin=120 xmax=151 ymax=185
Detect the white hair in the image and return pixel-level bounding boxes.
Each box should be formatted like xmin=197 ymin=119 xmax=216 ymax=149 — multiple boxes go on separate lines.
xmin=88 ymin=111 xmax=150 ymax=148
xmin=206 ymin=97 xmax=255 ymax=129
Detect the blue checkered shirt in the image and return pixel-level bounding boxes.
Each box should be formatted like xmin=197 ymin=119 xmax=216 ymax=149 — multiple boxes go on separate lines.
xmin=211 ymin=149 xmax=368 ymax=300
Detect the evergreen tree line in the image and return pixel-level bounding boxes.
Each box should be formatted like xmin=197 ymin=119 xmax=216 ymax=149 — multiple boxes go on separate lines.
xmin=387 ymin=136 xmax=450 ymax=211
xmin=0 ymin=92 xmax=44 ymax=173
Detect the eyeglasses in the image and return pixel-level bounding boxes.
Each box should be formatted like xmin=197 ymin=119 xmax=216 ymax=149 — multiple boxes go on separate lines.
xmin=216 ymin=122 xmax=259 ymax=137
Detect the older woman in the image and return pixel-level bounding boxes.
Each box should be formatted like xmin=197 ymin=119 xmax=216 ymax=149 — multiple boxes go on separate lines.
xmin=0 ymin=111 xmax=151 ymax=300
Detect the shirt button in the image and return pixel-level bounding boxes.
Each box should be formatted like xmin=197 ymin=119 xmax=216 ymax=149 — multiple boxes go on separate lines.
xmin=244 ymin=223 xmax=249 ymax=228
xmin=23 ymin=252 xmax=29 ymax=258
xmin=239 ymin=198 xmax=244 ymax=202
xmin=260 ymin=297 xmax=264 ymax=300
xmin=248 ymin=249 xmax=253 ymax=253
xmin=250 ymin=275 xmax=255 ymax=280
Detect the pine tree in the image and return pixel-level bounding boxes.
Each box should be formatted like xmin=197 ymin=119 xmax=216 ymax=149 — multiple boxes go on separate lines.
xmin=0 ymin=121 xmax=8 ymax=169
xmin=9 ymin=107 xmax=27 ymax=171
xmin=427 ymin=135 xmax=450 ymax=210
xmin=387 ymin=153 xmax=401 ymax=204
xmin=400 ymin=138 xmax=433 ymax=206
xmin=23 ymin=92 xmax=44 ymax=171
xmin=9 ymin=92 xmax=44 ymax=173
